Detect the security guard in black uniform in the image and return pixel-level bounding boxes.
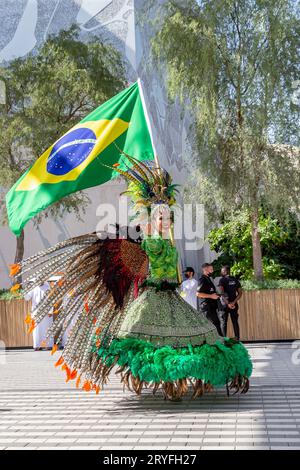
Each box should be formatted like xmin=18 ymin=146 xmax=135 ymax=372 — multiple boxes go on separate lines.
xmin=197 ymin=263 xmax=223 ymax=336
xmin=218 ymin=265 xmax=242 ymax=340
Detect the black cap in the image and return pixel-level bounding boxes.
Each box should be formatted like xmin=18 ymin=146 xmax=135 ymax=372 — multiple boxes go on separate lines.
xmin=183 ymin=266 xmax=195 ymax=274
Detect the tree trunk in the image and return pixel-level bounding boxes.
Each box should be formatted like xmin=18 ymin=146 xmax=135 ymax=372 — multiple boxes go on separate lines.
xmin=251 ymin=208 xmax=263 ymax=280
xmin=13 ymin=229 xmax=24 ymax=285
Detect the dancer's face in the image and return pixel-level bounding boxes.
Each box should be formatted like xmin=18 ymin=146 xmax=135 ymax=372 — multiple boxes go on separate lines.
xmin=152 ymin=206 xmax=171 ymax=237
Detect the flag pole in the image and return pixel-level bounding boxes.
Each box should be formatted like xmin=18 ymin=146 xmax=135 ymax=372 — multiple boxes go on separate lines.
xmin=137 ymin=78 xmax=159 ymax=168
xmin=137 ymin=78 xmax=182 ymax=283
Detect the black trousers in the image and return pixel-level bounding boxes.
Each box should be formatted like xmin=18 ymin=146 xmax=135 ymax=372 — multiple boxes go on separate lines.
xmin=200 ymin=302 xmax=223 ymax=337
xmin=218 ymin=305 xmax=240 ymax=340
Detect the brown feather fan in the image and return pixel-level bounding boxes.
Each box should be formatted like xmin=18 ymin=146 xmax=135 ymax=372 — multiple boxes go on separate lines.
xmin=11 ymin=231 xmax=148 ymax=339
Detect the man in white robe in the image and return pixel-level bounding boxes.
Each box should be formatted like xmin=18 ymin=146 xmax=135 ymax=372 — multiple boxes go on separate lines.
xmin=24 ymin=281 xmax=53 ymax=350
xmin=180 ymin=267 xmax=198 ymax=310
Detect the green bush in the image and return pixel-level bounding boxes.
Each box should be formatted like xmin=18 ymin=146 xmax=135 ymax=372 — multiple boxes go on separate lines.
xmin=241 ymin=279 xmax=300 ymax=291
xmin=0 ymin=289 xmax=23 ymax=300
xmin=208 ymin=210 xmax=300 ymax=280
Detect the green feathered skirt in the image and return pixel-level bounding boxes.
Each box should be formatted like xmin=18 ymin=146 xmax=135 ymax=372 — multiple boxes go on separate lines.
xmin=91 ymin=288 xmax=252 ymax=400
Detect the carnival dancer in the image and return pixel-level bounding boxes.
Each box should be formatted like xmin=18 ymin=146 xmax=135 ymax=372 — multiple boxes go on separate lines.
xmin=11 ymin=154 xmax=252 ymax=400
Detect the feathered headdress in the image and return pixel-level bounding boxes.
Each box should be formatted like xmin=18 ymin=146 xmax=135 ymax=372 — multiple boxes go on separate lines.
xmin=102 ymin=144 xmax=179 ymax=211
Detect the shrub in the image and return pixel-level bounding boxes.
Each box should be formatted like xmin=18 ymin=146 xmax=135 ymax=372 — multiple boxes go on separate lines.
xmin=241 ymin=279 xmax=300 ymax=291
xmin=0 ymin=289 xmax=23 ymax=300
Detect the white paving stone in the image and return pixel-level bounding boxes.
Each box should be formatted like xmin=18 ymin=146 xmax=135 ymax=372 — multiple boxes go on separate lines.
xmin=1 ymin=344 xmax=300 ymax=450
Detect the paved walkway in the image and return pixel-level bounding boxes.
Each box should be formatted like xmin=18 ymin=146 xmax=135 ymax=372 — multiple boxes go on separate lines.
xmin=1 ymin=343 xmax=300 ymax=450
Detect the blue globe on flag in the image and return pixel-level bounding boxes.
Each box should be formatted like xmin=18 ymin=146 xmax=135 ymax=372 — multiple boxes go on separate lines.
xmin=47 ymin=128 xmax=97 ymax=176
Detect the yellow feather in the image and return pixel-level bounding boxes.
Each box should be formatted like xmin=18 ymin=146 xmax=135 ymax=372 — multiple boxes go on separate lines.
xmin=99 ymin=162 xmax=141 ymax=185
xmin=113 ymin=142 xmax=156 ymax=181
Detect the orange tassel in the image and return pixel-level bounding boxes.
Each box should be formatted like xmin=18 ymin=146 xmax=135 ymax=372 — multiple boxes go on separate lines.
xmin=92 ymin=317 xmax=97 ymax=325
xmin=76 ymin=376 xmax=81 ymax=388
xmin=61 ymin=363 xmax=67 ymax=371
xmin=69 ymin=370 xmax=77 ymax=380
xmin=55 ymin=356 xmax=64 ymax=367
xmin=51 ymin=344 xmax=58 ymax=355
xmin=53 ymin=309 xmax=59 ymax=315
xmin=84 ymin=302 xmax=89 ymax=313
xmin=57 ymin=279 xmax=64 ymax=287
xmin=92 ymin=383 xmax=101 ymax=394
xmin=10 ymin=283 xmax=21 ymax=293
xmin=9 ymin=263 xmax=21 ymax=277
xmin=65 ymin=366 xmax=71 ymax=382
xmin=96 ymin=339 xmax=101 ymax=348
xmin=27 ymin=319 xmax=36 ymax=334
xmin=24 ymin=313 xmax=31 ymax=324
xmin=82 ymin=380 xmax=91 ymax=392
xmin=95 ymin=327 xmax=102 ymax=335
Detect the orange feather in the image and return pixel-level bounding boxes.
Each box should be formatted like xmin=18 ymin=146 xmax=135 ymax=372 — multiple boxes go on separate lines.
xmin=51 ymin=344 xmax=58 ymax=355
xmin=9 ymin=263 xmax=21 ymax=277
xmin=55 ymin=357 xmax=64 ymax=367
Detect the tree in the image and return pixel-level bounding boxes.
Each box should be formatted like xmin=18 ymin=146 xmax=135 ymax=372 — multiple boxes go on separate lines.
xmin=152 ymin=0 xmax=300 ymax=279
xmin=0 ymin=26 xmax=126 ymax=276
xmin=208 ymin=210 xmax=300 ymax=279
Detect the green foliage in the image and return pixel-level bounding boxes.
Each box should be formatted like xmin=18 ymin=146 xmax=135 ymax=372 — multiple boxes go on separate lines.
xmin=208 ymin=211 xmax=300 ymax=279
xmin=152 ymin=0 xmax=300 ymax=151
xmin=0 ymin=25 xmax=126 ymax=225
xmin=0 ymin=289 xmax=23 ymax=300
xmin=158 ymin=0 xmax=300 ymax=222
xmin=152 ymin=0 xmax=300 ymax=279
xmin=241 ymin=279 xmax=300 ymax=291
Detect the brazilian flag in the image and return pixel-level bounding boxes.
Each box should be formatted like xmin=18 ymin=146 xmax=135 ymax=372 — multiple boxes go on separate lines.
xmin=6 ymin=81 xmax=154 ymax=236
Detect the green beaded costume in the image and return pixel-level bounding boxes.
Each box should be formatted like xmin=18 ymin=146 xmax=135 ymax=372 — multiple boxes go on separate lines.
xmin=13 ymin=154 xmax=252 ymax=400
xmin=117 ymin=237 xmax=219 ymax=347
xmin=90 ymin=235 xmax=252 ymax=399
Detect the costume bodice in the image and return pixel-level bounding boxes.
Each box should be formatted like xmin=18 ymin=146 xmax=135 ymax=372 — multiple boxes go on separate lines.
xmin=141 ymin=236 xmax=178 ymax=280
